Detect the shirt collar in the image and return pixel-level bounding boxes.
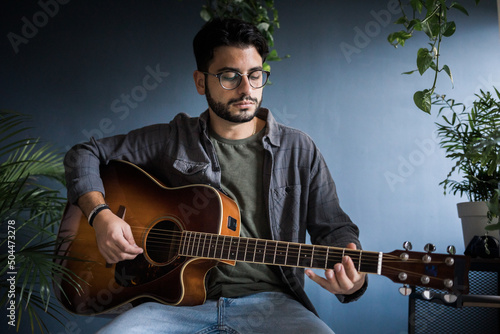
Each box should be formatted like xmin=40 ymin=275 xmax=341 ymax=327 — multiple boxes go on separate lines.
xmin=199 ymin=108 xmax=281 ymax=147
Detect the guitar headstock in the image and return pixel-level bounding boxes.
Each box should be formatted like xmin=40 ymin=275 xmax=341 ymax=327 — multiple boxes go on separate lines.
xmin=381 ymin=242 xmax=470 ymax=300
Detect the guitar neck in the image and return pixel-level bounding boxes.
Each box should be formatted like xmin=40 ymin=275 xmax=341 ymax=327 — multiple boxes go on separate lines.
xmin=179 ymin=231 xmax=382 ymax=275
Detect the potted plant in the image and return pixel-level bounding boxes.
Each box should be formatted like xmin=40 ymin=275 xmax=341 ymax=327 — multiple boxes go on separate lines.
xmin=434 ymin=89 xmax=500 ymax=248
xmin=0 ymin=110 xmax=82 ymax=333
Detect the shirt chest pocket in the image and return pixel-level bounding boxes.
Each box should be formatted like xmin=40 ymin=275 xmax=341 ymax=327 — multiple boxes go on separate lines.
xmin=271 ymin=185 xmax=304 ymax=241
xmin=170 ymin=159 xmax=210 ymax=186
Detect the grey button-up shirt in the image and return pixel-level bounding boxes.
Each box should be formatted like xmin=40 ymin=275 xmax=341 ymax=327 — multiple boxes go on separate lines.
xmin=64 ymin=108 xmax=366 ymax=314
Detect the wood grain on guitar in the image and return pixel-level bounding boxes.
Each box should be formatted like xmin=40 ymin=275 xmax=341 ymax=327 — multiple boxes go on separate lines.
xmin=53 ymin=160 xmax=470 ymax=315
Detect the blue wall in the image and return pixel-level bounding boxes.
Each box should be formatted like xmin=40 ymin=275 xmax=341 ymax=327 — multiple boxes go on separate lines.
xmin=1 ymin=1 xmax=499 ymax=333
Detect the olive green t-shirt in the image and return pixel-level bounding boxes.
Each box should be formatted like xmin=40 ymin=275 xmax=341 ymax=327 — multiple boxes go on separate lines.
xmin=206 ymin=126 xmax=285 ymax=298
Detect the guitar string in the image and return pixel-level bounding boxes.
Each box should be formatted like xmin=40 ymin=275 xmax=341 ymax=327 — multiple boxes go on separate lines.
xmin=131 ymin=229 xmax=443 ymax=263
xmin=129 ymin=226 xmax=388 ymax=260
xmin=122 ymin=227 xmax=451 ymax=270
xmin=96 ymin=227 xmax=453 ymax=286
xmin=144 ymin=242 xmax=381 ymax=266
xmin=127 ymin=226 xmax=374 ymax=257
xmin=105 ymin=227 xmax=453 ymax=283
xmin=130 ymin=228 xmax=402 ymax=259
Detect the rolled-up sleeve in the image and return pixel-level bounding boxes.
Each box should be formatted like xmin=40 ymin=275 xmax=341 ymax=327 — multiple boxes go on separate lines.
xmin=63 ymin=124 xmax=168 ymax=204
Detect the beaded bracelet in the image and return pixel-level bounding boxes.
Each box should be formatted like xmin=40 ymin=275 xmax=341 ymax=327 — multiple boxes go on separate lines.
xmin=88 ymin=204 xmax=110 ymax=227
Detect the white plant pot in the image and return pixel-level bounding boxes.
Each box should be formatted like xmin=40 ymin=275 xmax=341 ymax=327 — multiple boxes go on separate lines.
xmin=457 ymin=201 xmax=500 ymax=249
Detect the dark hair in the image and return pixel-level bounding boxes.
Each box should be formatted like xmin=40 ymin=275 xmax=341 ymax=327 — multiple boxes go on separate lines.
xmin=193 ymin=18 xmax=269 ymax=72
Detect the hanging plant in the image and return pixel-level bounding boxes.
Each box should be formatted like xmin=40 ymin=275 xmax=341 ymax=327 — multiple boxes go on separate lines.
xmin=199 ymin=0 xmax=289 ymax=72
xmin=388 ymin=0 xmax=481 ymax=113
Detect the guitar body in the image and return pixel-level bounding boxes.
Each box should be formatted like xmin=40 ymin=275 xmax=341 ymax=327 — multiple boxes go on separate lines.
xmin=54 ymin=160 xmax=241 ymax=315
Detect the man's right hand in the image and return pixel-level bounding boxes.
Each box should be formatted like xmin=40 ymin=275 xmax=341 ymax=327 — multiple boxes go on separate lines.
xmin=91 ymin=208 xmax=143 ymax=264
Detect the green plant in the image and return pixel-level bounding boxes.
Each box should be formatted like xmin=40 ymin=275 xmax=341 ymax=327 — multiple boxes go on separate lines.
xmin=388 ymin=0 xmax=480 ymax=113
xmin=0 ymin=111 xmax=80 ymax=333
xmin=199 ymin=0 xmax=289 ymax=72
xmin=435 ymin=89 xmax=500 ymax=231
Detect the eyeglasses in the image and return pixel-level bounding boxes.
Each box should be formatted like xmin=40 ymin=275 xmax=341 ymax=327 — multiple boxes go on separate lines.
xmin=203 ymin=70 xmax=270 ymax=90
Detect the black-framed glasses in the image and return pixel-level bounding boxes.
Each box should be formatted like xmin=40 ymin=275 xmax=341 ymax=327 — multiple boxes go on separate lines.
xmin=203 ymin=70 xmax=270 ymax=90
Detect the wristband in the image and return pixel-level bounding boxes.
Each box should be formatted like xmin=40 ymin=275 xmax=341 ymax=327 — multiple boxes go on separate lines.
xmin=88 ymin=204 xmax=110 ymax=227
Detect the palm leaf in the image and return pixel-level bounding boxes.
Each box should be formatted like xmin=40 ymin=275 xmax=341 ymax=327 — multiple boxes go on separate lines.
xmin=0 ymin=110 xmax=84 ymax=333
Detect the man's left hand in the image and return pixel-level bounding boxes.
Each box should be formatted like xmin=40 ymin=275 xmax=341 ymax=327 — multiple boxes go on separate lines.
xmin=305 ymin=243 xmax=366 ymax=295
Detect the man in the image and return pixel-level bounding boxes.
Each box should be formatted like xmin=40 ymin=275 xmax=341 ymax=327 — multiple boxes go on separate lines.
xmin=64 ymin=18 xmax=366 ymax=333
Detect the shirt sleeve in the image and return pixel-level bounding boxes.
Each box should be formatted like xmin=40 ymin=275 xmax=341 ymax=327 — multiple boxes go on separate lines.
xmin=64 ymin=123 xmax=168 ymax=204
xmin=306 ymin=147 xmax=368 ymax=303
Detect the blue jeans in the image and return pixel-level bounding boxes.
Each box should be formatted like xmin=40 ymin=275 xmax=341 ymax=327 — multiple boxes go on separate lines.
xmin=96 ymin=292 xmax=334 ymax=334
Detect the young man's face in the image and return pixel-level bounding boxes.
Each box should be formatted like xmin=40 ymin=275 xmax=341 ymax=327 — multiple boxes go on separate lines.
xmin=196 ymin=45 xmax=264 ymax=124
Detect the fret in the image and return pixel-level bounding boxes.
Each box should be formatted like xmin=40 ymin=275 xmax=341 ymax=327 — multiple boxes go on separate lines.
xmin=254 ymin=239 xmax=265 ymax=263
xmin=220 ymin=236 xmax=227 ymax=259
xmin=225 ymin=236 xmax=231 ymax=260
xmin=273 ymin=242 xmax=278 ymax=264
xmin=229 ymin=237 xmax=238 ymax=260
xmin=179 ymin=231 xmax=186 ymax=255
xmin=324 ymin=247 xmax=329 ymax=269
xmin=211 ymin=234 xmax=218 ymax=259
xmin=296 ymin=244 xmax=301 ymax=266
xmin=184 ymin=231 xmax=191 ymax=256
xmin=263 ymin=240 xmax=268 ymax=263
xmin=206 ymin=234 xmax=211 ymax=258
xmin=298 ymin=244 xmax=314 ymax=267
xmin=243 ymin=238 xmax=249 ymax=262
xmin=190 ymin=232 xmax=197 ymax=256
xmin=284 ymin=243 xmax=289 ymax=265
xmin=344 ymin=249 xmax=360 ymax=269
xmin=201 ymin=234 xmax=207 ymax=257
xmin=358 ymin=250 xmax=362 ymax=271
xmin=353 ymin=249 xmax=381 ymax=274
xmin=235 ymin=238 xmax=241 ymax=261
xmin=195 ymin=233 xmax=201 ymax=257
xmin=284 ymin=243 xmax=298 ymax=267
xmin=264 ymin=240 xmax=277 ymax=264
xmin=187 ymin=231 xmax=194 ymax=256
xmin=310 ymin=245 xmax=327 ymax=269
xmin=310 ymin=245 xmax=315 ymax=267
xmin=185 ymin=231 xmax=191 ymax=256
xmin=190 ymin=232 xmax=195 ymax=256
xmin=273 ymin=241 xmax=287 ymax=265
xmin=326 ymin=248 xmax=342 ymax=269
xmin=249 ymin=239 xmax=257 ymax=262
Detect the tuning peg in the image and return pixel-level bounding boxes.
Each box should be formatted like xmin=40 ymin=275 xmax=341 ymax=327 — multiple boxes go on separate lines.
xmin=421 ymin=289 xmax=435 ymax=300
xmin=424 ymin=243 xmax=436 ymax=253
xmin=399 ymin=285 xmax=412 ymax=296
xmin=443 ymin=294 xmax=458 ymax=303
xmin=403 ymin=241 xmax=412 ymax=251
xmin=447 ymin=245 xmax=456 ymax=255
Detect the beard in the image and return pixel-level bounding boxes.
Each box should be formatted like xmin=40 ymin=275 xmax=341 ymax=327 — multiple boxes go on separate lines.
xmin=205 ymin=84 xmax=262 ymax=123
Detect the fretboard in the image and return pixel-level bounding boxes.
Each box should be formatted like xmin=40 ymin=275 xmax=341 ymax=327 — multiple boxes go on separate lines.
xmin=179 ymin=231 xmax=382 ymax=274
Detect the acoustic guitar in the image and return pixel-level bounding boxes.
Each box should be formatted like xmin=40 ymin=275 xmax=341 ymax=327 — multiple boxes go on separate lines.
xmin=54 ymin=160 xmax=470 ymax=315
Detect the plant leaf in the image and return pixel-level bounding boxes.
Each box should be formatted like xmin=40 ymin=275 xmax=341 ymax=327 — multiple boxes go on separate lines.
xmin=416 ymin=48 xmax=434 ymax=75
xmin=442 ymin=64 xmax=454 ymax=87
xmin=414 ymin=89 xmax=432 ymax=113
xmin=450 ymin=2 xmax=469 ymax=16
xmin=442 ymin=21 xmax=456 ymax=37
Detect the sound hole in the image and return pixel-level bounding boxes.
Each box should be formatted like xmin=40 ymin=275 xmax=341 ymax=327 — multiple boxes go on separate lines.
xmin=145 ymin=219 xmax=182 ymax=265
